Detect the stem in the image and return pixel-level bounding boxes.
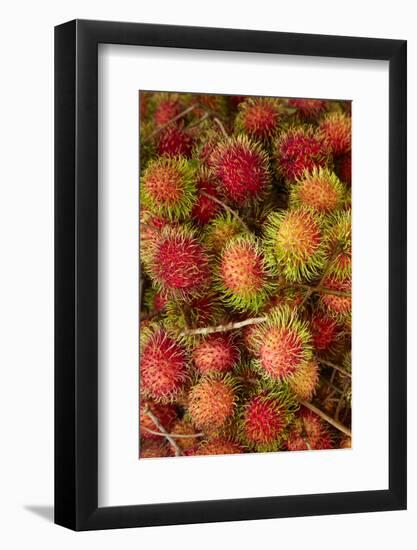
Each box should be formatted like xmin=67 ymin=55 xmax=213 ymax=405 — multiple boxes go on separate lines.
xmin=187 ymin=112 xmax=209 ymax=129
xmin=142 ymin=427 xmax=204 ymax=439
xmin=299 ymin=399 xmax=351 ymax=437
xmin=297 ymin=284 xmax=351 ymax=298
xmin=319 ymin=359 xmax=351 ymax=378
xmin=179 ymin=316 xmax=267 ymax=337
xmin=200 ymin=191 xmax=250 ymax=232
xmin=143 ymin=406 xmax=182 ymax=456
xmin=213 ymin=117 xmax=229 ymax=139
xmin=146 ymin=104 xmax=196 ymax=140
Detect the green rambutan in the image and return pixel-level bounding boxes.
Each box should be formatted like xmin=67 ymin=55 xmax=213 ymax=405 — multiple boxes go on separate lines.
xmin=139 ymin=400 xmax=177 ymax=440
xmin=235 ymin=97 xmax=280 ymax=141
xmin=273 ymin=125 xmax=331 ymax=183
xmin=319 ymin=112 xmax=351 ymax=157
xmin=140 ymin=440 xmax=173 ymax=458
xmin=251 ymin=306 xmax=312 ymax=383
xmin=188 ymin=374 xmax=238 ymax=432
xmin=195 ymin=437 xmax=244 ymax=456
xmin=192 ymin=334 xmax=240 ymax=374
xmin=324 ymin=209 xmax=352 ymax=280
xmin=286 ymin=407 xmax=334 ymax=451
xmin=238 ymin=391 xmax=294 ymax=452
xmin=264 ymin=208 xmax=326 ymax=282
xmin=204 ymin=212 xmax=245 ymax=255
xmin=156 ymin=125 xmax=193 ymax=158
xmin=287 ymin=98 xmax=328 ymax=120
xmin=145 ymin=226 xmax=210 ymax=300
xmin=191 ymin=168 xmax=221 ymax=225
xmin=216 ymin=235 xmax=273 ymax=312
xmin=210 ymin=135 xmax=271 ymax=206
xmin=288 ymin=360 xmax=320 ymax=400
xmin=140 ymin=328 xmax=189 ymax=402
xmin=319 ymin=275 xmax=351 ymax=320
xmin=289 ymin=167 xmax=347 ymax=213
xmin=141 ymin=156 xmax=197 ymax=221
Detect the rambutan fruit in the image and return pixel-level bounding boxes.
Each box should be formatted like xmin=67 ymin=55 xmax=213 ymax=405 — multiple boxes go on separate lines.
xmin=153 ymin=94 xmax=183 ymax=127
xmin=273 ymin=126 xmax=331 ymax=183
xmin=195 ymin=437 xmax=244 ymax=456
xmin=204 ymin=212 xmax=245 ymax=255
xmin=140 ymin=400 xmax=177 ymax=440
xmin=288 ymin=360 xmax=320 ymax=401
xmin=324 ymin=209 xmax=352 ymax=280
xmin=319 ymin=275 xmax=351 ymax=320
xmin=264 ymin=208 xmax=326 ymax=282
xmin=192 ymin=334 xmax=240 ymax=374
xmin=238 ymin=391 xmax=294 ymax=452
xmin=169 ymin=419 xmax=201 ymax=453
xmin=210 ymin=135 xmax=271 ymax=206
xmin=286 ymin=407 xmax=334 ymax=451
xmin=289 ymin=167 xmax=347 ymax=213
xmin=156 ymin=125 xmax=193 ymax=158
xmin=216 ymin=235 xmax=273 ymax=312
xmin=188 ymin=374 xmax=238 ymax=432
xmin=287 ymin=98 xmax=328 ymax=120
xmin=145 ymin=226 xmax=210 ymax=300
xmin=191 ymin=168 xmax=221 ymax=225
xmin=141 ymin=156 xmax=197 ymax=221
xmin=251 ymin=306 xmax=312 ymax=383
xmin=229 ymin=95 xmax=246 ymax=110
xmin=139 ymin=209 xmax=170 ymax=267
xmin=310 ymin=313 xmax=340 ymax=352
xmin=235 ymin=97 xmax=280 ymax=141
xmin=140 ymin=328 xmax=189 ymax=402
xmin=143 ymin=288 xmax=168 ymax=314
xmin=140 ymin=440 xmax=173 ymax=458
xmin=193 ymin=93 xmax=229 ymax=119
xmin=319 ymin=112 xmax=351 ymax=157
xmin=165 ymin=292 xmax=223 ymax=332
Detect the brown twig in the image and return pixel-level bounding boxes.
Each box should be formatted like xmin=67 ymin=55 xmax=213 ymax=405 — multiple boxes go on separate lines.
xmin=299 ymin=399 xmax=351 ymax=437
xmin=142 ymin=427 xmax=204 ymax=439
xmin=143 ymin=406 xmax=182 ymax=456
xmin=200 ymin=191 xmax=250 ymax=232
xmin=146 ymin=104 xmax=196 ymax=140
xmin=213 ymin=117 xmax=229 ymax=139
xmin=179 ymin=316 xmax=267 ymax=337
xmin=319 ymin=359 xmax=351 ymax=378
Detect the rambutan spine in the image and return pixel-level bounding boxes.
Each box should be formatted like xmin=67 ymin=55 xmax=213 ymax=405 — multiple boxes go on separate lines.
xmin=235 ymin=97 xmax=280 ymax=141
xmin=289 ymin=167 xmax=347 ymax=214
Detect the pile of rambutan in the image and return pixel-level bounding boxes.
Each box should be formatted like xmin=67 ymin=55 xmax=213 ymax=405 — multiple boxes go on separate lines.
xmin=139 ymin=91 xmax=352 ymax=458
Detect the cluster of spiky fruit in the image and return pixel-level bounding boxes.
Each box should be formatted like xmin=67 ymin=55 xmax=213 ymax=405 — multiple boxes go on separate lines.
xmin=139 ymin=91 xmax=352 ymax=458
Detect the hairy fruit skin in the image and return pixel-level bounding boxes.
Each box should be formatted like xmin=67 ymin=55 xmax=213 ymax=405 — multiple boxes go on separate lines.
xmin=169 ymin=420 xmax=201 ymax=453
xmin=141 ymin=156 xmax=197 ymax=221
xmin=188 ymin=375 xmax=237 ymax=432
xmin=289 ymin=168 xmax=346 ymax=213
xmin=217 ymin=236 xmax=273 ymax=312
xmin=235 ymin=98 xmax=280 ymax=141
xmin=310 ymin=313 xmax=339 ymax=352
xmin=286 ymin=407 xmax=334 ymax=451
xmin=289 ymin=360 xmax=320 ymax=400
xmin=193 ymin=334 xmax=239 ymax=374
xmin=252 ymin=306 xmax=312 ymax=383
xmin=195 ymin=437 xmax=244 ymax=456
xmin=157 ymin=125 xmax=193 ymax=158
xmin=146 ymin=226 xmax=210 ymax=300
xmin=324 ymin=209 xmax=352 ymax=280
xmin=153 ymin=96 xmax=182 ymax=127
xmin=274 ymin=126 xmax=331 ymax=182
xmin=204 ymin=212 xmax=244 ymax=255
xmin=264 ymin=208 xmax=326 ymax=283
xmin=140 ymin=440 xmax=173 ymax=458
xmin=191 ymin=169 xmax=221 ymax=225
xmin=140 ymin=329 xmax=188 ymax=402
xmin=319 ymin=112 xmax=352 ymax=157
xmin=288 ymin=98 xmax=327 ymax=120
xmin=319 ymin=275 xmax=352 ymax=319
xmin=211 ymin=135 xmax=271 ymax=206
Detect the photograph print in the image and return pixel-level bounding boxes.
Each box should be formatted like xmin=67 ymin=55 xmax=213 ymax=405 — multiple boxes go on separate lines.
xmin=139 ymin=91 xmax=352 ymax=459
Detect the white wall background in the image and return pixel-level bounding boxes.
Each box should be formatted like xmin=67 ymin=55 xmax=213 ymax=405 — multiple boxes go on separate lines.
xmin=0 ymin=1 xmax=414 ymax=548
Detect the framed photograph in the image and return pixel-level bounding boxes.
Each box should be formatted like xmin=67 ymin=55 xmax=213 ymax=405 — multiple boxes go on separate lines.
xmin=55 ymin=19 xmax=407 ymax=530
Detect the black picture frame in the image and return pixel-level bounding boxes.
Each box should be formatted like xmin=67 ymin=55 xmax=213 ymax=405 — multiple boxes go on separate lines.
xmin=55 ymin=19 xmax=407 ymax=531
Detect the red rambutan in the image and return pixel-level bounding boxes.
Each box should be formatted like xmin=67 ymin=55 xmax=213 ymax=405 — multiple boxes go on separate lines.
xmin=217 ymin=235 xmax=272 ymax=312
xmin=193 ymin=334 xmax=239 ymax=374
xmin=140 ymin=328 xmax=189 ymax=402
xmin=141 ymin=156 xmax=196 ymax=221
xmin=319 ymin=112 xmax=351 ymax=157
xmin=139 ymin=209 xmax=169 ymax=266
xmin=310 ymin=313 xmax=339 ymax=351
xmin=154 ymin=97 xmax=182 ymax=127
xmin=336 ymin=153 xmax=351 ymax=186
xmin=319 ymin=275 xmax=351 ymax=320
xmin=146 ymin=226 xmax=210 ymax=299
xmin=156 ymin=125 xmax=193 ymax=158
xmin=274 ymin=126 xmax=331 ymax=183
xmin=139 ymin=400 xmax=177 ymax=440
xmin=188 ymin=375 xmax=237 ymax=432
xmin=195 ymin=437 xmax=244 ymax=456
xmin=288 ymin=98 xmax=328 ymax=120
xmin=235 ymin=98 xmax=280 ymax=141
xmin=211 ymin=135 xmax=270 ymax=206
xmin=286 ymin=407 xmax=334 ymax=451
